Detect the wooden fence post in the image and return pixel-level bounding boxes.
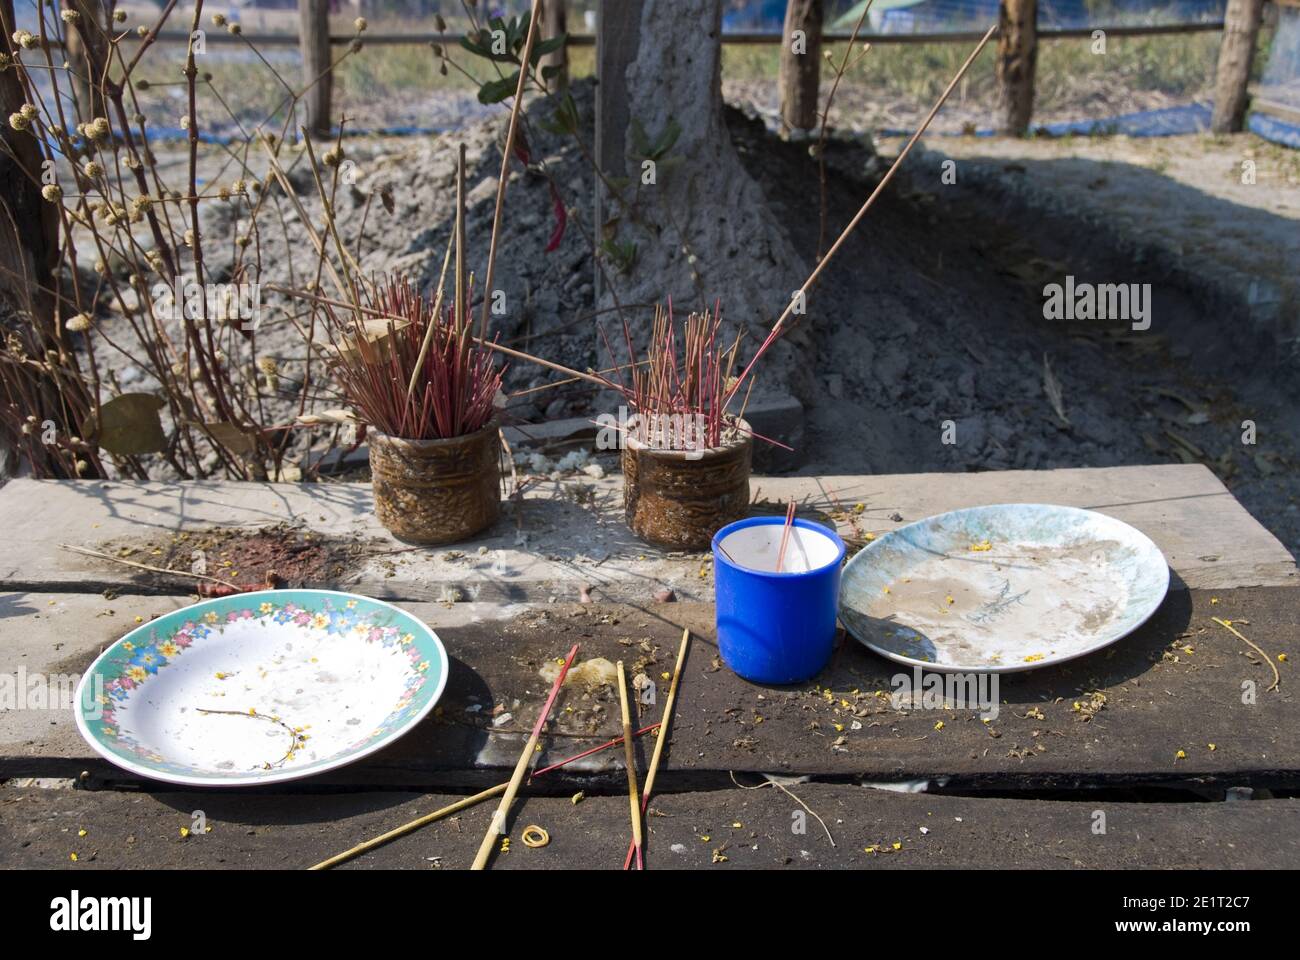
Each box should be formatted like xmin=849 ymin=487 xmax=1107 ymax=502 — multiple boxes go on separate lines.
xmin=778 ymin=0 xmax=823 ymax=136
xmin=540 ymin=0 xmax=568 ymax=91
xmin=298 ymin=0 xmax=332 ymax=138
xmin=1211 ymin=0 xmax=1266 ymax=133
xmin=995 ymin=0 xmax=1037 ymax=135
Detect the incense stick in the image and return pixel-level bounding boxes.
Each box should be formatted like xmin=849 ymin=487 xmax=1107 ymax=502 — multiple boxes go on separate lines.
xmin=471 ymin=642 xmax=579 ymax=870
xmin=622 ymin=628 xmax=690 ymax=869
xmin=479 ymin=0 xmax=543 ymax=341
xmin=405 ymin=239 xmax=454 ymax=401
xmin=776 ymin=500 xmax=797 ymax=572
xmin=722 ymin=23 xmax=1000 ymax=412
xmin=308 ymin=720 xmax=660 ymax=870
xmin=616 ymin=660 xmax=643 ymax=870
xmin=455 ymin=142 xmax=467 ymax=333
xmin=310 ymin=783 xmax=506 ymax=871
xmin=529 ymin=723 xmax=661 ymax=780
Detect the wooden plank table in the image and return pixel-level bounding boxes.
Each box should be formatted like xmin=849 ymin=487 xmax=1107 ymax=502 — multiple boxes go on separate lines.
xmin=1 ymin=464 xmax=1296 ymax=869
xmin=4 ymin=786 xmax=1297 ymax=870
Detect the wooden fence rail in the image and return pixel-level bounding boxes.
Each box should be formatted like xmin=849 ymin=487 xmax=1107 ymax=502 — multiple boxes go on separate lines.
xmin=60 ymin=5 xmax=1278 ymax=139
xmin=100 ymin=21 xmax=1225 ymax=48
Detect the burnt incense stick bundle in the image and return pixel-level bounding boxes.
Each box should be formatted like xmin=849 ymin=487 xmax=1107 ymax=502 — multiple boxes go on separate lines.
xmin=324 ymin=274 xmax=503 ymax=441
xmin=595 ymin=301 xmax=736 ymax=451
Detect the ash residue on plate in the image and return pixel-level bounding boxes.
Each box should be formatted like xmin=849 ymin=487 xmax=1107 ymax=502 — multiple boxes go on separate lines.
xmin=98 ymin=523 xmax=366 ymax=591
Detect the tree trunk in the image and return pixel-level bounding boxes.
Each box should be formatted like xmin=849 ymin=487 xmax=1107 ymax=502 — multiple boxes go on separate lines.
xmin=0 ymin=0 xmax=59 ymax=321
xmin=299 ymin=0 xmax=333 ymax=138
xmin=995 ymin=0 xmax=1037 ymax=136
xmin=595 ymin=0 xmax=812 ymax=401
xmin=778 ymin=0 xmax=823 ymax=136
xmin=1 ymin=0 xmax=69 ymax=479
xmin=1211 ymin=0 xmax=1265 ymax=133
xmin=540 ymin=0 xmax=568 ymax=92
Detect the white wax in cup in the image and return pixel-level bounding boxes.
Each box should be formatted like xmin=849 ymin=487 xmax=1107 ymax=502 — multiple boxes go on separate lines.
xmin=718 ymin=524 xmax=839 ymax=575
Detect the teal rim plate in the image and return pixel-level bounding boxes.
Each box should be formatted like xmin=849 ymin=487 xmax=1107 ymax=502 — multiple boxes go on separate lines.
xmin=74 ymin=590 xmax=449 ymax=786
xmin=838 ymin=503 xmax=1170 ymax=674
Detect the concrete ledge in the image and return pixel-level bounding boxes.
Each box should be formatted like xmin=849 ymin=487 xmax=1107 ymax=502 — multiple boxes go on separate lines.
xmin=0 ymin=464 xmax=1292 ymax=602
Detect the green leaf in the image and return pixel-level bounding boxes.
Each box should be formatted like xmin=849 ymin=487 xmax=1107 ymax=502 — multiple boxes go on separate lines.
xmin=652 ymin=119 xmax=682 ymax=159
xmin=630 ymin=118 xmax=683 ymax=162
xmin=478 ymin=72 xmax=521 ymax=104
xmin=540 ymin=91 xmax=578 ymax=133
xmin=459 ymin=27 xmax=515 ymax=64
xmin=458 ymin=35 xmax=491 ymax=58
xmin=84 ymin=393 xmax=167 ymax=456
xmin=629 ymin=119 xmax=652 ymax=160
xmin=599 ymin=239 xmax=638 ymax=275
xmin=531 ymin=34 xmax=566 ymax=66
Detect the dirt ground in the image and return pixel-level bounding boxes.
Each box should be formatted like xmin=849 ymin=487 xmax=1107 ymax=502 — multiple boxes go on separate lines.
xmin=60 ymin=79 xmax=1300 ymax=562
xmin=711 ymin=112 xmax=1300 ymax=562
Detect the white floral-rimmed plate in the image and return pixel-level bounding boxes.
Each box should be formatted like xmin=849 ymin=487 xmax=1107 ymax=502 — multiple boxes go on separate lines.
xmin=74 ymin=590 xmax=449 ymax=786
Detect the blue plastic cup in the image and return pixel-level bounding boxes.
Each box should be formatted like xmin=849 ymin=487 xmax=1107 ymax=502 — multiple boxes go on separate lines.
xmin=712 ymin=517 xmax=846 ymax=684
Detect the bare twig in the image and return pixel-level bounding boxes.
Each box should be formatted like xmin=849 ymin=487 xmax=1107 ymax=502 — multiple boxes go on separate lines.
xmin=59 ymin=543 xmax=240 ymax=590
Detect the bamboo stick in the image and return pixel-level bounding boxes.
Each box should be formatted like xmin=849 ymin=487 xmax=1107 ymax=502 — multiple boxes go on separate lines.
xmin=478 ymin=0 xmax=544 ymax=342
xmin=617 ymin=659 xmax=643 ymax=869
xmin=311 ymin=722 xmax=653 ymax=870
xmin=471 ymin=642 xmax=579 ymax=870
xmin=623 ymin=628 xmax=690 ymax=869
xmin=308 ymin=719 xmax=660 ymax=870
xmin=59 ymin=543 xmax=240 ymax=591
xmin=723 ymin=22 xmax=1000 ymax=411
xmin=405 ymin=239 xmax=454 ymax=401
xmin=455 ymin=143 xmax=467 ymax=331
xmin=309 ymin=783 xmax=506 ymax=871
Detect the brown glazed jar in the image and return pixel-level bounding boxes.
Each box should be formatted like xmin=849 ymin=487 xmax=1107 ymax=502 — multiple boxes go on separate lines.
xmin=368 ymin=417 xmax=500 ymax=545
xmin=622 ymin=418 xmax=752 ymax=551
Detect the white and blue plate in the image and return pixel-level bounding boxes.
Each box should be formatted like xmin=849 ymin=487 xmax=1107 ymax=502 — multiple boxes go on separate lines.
xmin=838 ymin=503 xmax=1169 ymax=673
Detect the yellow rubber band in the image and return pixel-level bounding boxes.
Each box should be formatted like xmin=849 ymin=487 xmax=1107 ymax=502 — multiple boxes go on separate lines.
xmin=521 ymin=825 xmax=550 ymax=848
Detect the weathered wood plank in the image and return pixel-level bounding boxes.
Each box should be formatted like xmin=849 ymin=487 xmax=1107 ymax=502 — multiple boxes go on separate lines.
xmin=0 ymin=466 xmax=1290 ymax=602
xmin=2 ymin=784 xmax=1295 ymax=869
xmin=3 ymin=589 xmax=1296 ymax=790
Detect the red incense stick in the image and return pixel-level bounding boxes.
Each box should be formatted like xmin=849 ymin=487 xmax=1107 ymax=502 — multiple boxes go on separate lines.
xmin=776 ymin=500 xmax=797 ymax=572
xmin=471 ymin=642 xmax=579 ymax=869
xmin=529 ymin=723 xmax=661 ymax=781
